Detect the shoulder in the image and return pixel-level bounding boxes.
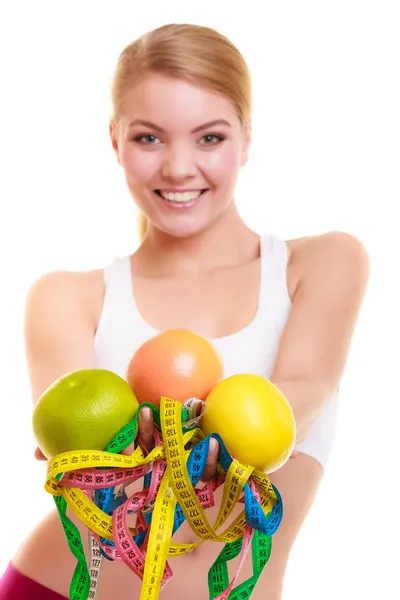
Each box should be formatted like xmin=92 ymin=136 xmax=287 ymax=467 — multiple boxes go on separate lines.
xmin=286 ymin=231 xmax=370 ymax=298
xmin=25 ymin=268 xmax=105 ymax=332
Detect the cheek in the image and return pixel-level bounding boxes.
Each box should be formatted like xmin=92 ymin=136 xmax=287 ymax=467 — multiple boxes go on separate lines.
xmin=200 ymin=145 xmax=242 ymax=184
xmin=119 ymin=145 xmax=159 ymax=184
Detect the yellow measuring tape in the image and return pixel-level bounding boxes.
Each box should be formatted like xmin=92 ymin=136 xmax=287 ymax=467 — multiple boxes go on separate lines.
xmin=45 ymin=397 xmax=278 ymax=600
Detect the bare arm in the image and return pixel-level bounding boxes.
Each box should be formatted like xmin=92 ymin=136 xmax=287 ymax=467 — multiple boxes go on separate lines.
xmin=24 ymin=271 xmax=97 ymax=403
xmin=271 ymin=231 xmax=370 ymax=443
xmin=25 ymin=269 xmax=153 ymax=461
xmin=24 ymin=271 xmax=98 ymax=458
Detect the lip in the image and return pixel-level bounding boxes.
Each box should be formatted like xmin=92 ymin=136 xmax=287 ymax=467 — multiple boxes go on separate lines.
xmin=158 ymin=188 xmax=206 ymax=193
xmin=154 ymin=189 xmax=208 ymax=209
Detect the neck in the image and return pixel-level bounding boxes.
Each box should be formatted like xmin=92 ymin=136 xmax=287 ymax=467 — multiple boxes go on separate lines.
xmin=133 ymin=204 xmax=260 ymax=277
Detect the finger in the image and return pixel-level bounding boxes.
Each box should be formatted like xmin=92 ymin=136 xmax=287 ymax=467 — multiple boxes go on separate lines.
xmin=34 ymin=447 xmax=47 ymax=461
xmin=138 ymin=406 xmax=155 ymax=453
xmin=290 ymin=446 xmax=299 ymax=459
xmin=121 ymin=440 xmax=136 ymax=456
xmin=201 ymin=438 xmax=219 ymax=482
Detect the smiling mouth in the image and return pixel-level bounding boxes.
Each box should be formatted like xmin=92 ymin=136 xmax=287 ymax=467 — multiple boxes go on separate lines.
xmin=154 ymin=189 xmax=208 ymax=203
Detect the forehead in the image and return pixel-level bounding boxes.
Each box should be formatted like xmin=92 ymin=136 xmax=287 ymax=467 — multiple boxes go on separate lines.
xmin=119 ymin=74 xmax=240 ymax=130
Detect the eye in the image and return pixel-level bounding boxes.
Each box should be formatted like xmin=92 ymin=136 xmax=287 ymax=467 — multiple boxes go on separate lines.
xmin=199 ymin=134 xmax=225 ymax=145
xmin=133 ymin=134 xmax=161 ymax=144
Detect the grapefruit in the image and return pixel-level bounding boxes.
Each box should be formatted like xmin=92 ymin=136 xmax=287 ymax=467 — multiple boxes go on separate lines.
xmin=201 ymin=374 xmax=296 ymax=473
xmin=32 ymin=368 xmax=139 ymax=458
xmin=126 ymin=329 xmax=224 ymax=407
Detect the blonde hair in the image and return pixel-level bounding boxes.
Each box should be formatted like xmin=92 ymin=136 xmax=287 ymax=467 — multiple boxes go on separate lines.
xmin=110 ymin=23 xmax=252 ymax=241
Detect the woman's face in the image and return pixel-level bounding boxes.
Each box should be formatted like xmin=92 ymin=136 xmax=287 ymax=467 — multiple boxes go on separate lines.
xmin=110 ymin=74 xmax=251 ymax=238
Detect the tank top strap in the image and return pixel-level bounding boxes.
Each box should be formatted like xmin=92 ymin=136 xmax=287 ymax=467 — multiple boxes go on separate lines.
xmin=103 ymin=255 xmax=133 ymax=303
xmin=258 ymin=234 xmax=291 ymax=309
xmin=95 ymin=255 xmax=135 ymax=349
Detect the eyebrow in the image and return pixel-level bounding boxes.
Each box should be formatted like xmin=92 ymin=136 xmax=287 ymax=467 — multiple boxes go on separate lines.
xmin=127 ymin=119 xmax=232 ymax=133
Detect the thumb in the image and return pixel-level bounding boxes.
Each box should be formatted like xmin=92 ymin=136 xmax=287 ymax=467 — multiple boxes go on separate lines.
xmin=201 ymin=437 xmax=219 ymax=482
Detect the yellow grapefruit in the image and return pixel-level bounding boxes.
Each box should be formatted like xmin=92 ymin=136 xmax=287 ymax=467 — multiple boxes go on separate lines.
xmin=201 ymin=374 xmax=296 ymax=473
xmin=32 ymin=368 xmax=139 ymax=458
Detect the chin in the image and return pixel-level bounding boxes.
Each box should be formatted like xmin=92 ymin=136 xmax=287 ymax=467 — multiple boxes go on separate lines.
xmin=161 ymin=222 xmax=208 ymax=239
xmin=144 ymin=203 xmax=229 ymax=240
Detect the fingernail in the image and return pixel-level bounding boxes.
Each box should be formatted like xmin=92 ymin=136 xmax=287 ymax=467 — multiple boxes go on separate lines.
xmin=210 ymin=438 xmax=219 ymax=454
xmin=139 ymin=406 xmax=152 ymax=420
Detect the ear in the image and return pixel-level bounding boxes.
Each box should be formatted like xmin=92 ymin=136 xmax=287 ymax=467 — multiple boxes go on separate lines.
xmin=109 ymin=120 xmax=121 ymax=165
xmin=240 ymin=122 xmax=252 ymax=167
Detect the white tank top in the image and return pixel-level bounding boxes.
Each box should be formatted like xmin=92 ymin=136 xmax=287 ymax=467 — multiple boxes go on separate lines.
xmin=94 ymin=234 xmax=339 ymax=469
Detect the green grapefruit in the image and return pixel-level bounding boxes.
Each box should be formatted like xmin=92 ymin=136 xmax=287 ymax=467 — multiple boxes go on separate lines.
xmin=32 ymin=368 xmax=139 ymax=458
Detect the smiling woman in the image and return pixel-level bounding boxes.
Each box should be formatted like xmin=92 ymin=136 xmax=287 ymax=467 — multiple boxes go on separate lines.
xmin=0 ymin=22 xmax=369 ymax=600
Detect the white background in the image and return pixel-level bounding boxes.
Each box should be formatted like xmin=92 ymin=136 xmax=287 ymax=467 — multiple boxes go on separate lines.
xmin=0 ymin=1 xmax=399 ymax=598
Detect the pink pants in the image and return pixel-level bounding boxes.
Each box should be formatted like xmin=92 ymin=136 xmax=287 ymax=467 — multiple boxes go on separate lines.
xmin=0 ymin=562 xmax=67 ymax=599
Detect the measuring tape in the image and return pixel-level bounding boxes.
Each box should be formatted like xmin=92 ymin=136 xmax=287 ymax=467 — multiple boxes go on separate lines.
xmin=44 ymin=398 xmax=283 ymax=600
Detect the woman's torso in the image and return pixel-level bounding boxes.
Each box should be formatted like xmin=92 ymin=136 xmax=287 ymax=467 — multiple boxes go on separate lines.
xmin=13 ymin=234 xmax=326 ymax=599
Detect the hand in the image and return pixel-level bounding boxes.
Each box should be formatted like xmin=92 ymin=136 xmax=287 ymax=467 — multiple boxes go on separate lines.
xmin=122 ymin=406 xmax=155 ymax=456
xmin=34 ymin=406 xmax=158 ymax=460
xmin=34 ymin=446 xmax=47 ymax=460
xmin=32 ymin=407 xmax=158 ymax=460
xmin=200 ymin=441 xmax=298 ymax=483
xmin=200 ymin=437 xmax=219 ymax=482
xmin=34 ymin=408 xmax=298 ymax=472
xmin=122 ymin=406 xmax=219 ymax=482
xmin=124 ymin=406 xmax=297 ymax=478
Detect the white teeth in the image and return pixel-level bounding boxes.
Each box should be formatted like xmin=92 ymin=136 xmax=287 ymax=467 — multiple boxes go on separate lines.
xmin=160 ymin=190 xmax=203 ymax=202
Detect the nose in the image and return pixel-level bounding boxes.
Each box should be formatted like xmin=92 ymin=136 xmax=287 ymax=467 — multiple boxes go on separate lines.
xmin=161 ymin=142 xmax=197 ymax=181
